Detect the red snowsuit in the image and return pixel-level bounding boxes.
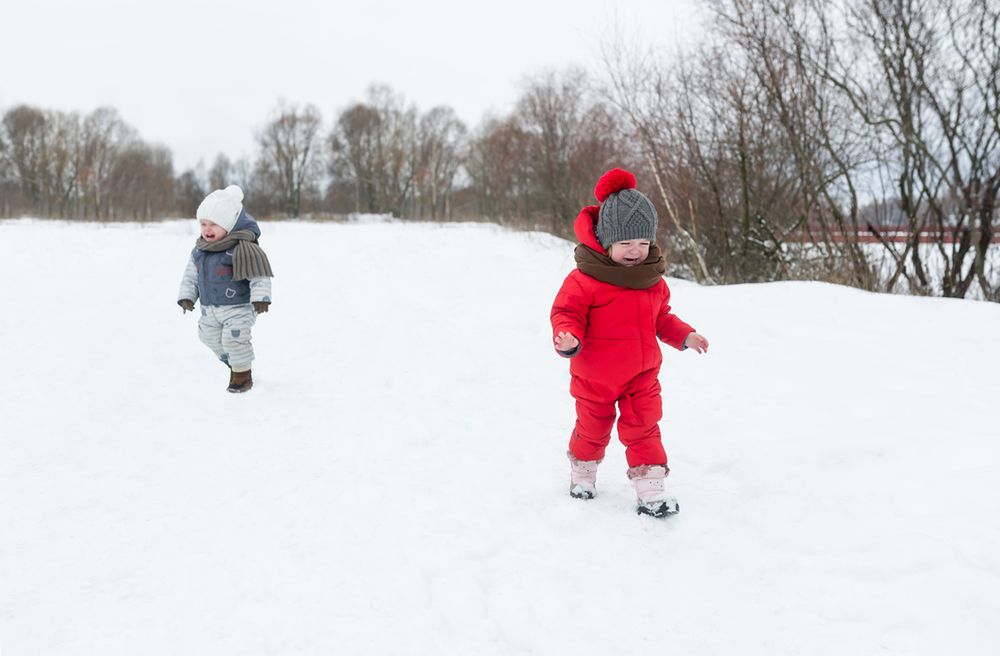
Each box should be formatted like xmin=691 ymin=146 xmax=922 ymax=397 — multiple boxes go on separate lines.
xmin=551 ymin=206 xmax=694 ymax=468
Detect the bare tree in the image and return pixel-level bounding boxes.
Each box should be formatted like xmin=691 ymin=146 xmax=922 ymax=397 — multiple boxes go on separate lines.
xmin=175 ymin=167 xmax=206 ymax=216
xmin=0 ymin=125 xmax=14 ymax=216
xmin=328 ymin=84 xmax=422 ymax=218
xmin=330 ymin=102 xmax=382 ymax=213
xmin=42 ymin=110 xmax=84 ymax=218
xmin=256 ymin=101 xmax=324 ymax=217
xmin=465 ymin=116 xmax=534 ymax=225
xmin=598 ymin=0 xmax=998 ymax=299
xmin=601 ymin=40 xmax=717 ymax=282
xmin=80 ymin=107 xmax=133 ymax=219
xmin=516 ymin=69 xmax=588 ymax=229
xmin=464 ymin=71 xmax=627 ymax=236
xmin=107 ymin=142 xmax=174 ymax=220
xmin=1 ymin=105 xmax=47 ymax=213
xmin=208 ymin=153 xmax=232 ymax=191
xmin=708 ymin=0 xmax=880 ymax=288
xmin=414 ymin=106 xmax=466 ymax=220
xmin=0 ymin=103 xmax=183 ymax=220
xmin=367 ymin=85 xmax=419 ymax=216
xmin=853 ymin=0 xmax=999 ymax=299
xmin=762 ymin=0 xmax=1000 ymax=299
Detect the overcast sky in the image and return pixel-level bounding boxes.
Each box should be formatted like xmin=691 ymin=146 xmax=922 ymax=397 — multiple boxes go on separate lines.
xmin=2 ymin=0 xmax=704 ymax=172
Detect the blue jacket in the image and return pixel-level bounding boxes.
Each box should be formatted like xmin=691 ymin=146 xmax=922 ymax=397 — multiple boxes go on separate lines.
xmin=191 ymin=210 xmax=261 ymax=306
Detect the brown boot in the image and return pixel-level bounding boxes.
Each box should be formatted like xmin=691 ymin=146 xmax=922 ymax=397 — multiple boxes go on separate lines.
xmin=227 ymin=369 xmax=253 ymax=393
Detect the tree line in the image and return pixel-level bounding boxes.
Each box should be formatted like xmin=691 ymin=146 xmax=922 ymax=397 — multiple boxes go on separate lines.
xmin=1 ymin=0 xmax=997 ymax=301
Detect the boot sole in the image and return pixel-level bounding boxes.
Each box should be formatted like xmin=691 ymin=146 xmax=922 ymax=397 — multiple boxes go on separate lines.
xmin=636 ymin=500 xmax=680 ymax=517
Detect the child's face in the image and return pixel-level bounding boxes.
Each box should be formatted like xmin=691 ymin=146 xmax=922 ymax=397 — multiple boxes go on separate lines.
xmin=200 ymin=219 xmax=228 ymax=242
xmin=608 ymin=240 xmax=651 ymax=266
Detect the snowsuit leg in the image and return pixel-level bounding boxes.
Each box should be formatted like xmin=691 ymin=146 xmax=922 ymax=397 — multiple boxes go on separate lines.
xmin=218 ymin=305 xmax=257 ymax=372
xmin=197 ymin=307 xmax=227 ymax=364
xmin=568 ymin=376 xmax=618 ymax=462
xmin=569 ymin=400 xmax=616 ymax=462
xmin=617 ymin=368 xmax=667 ymax=468
xmin=199 ymin=305 xmax=257 ymax=371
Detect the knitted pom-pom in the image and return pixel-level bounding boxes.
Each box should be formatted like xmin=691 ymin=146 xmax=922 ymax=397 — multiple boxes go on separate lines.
xmin=594 ymin=168 xmax=637 ymax=202
xmin=223 ymin=184 xmax=245 ymax=203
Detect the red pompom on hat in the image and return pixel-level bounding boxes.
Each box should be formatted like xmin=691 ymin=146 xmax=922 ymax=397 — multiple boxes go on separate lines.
xmin=594 ymin=168 xmax=637 ymax=202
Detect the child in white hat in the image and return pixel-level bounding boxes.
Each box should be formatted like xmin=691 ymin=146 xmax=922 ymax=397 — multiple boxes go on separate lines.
xmin=177 ymin=185 xmax=274 ymax=392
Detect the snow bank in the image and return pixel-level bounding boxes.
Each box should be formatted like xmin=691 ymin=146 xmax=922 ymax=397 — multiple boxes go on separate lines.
xmin=1 ymin=219 xmax=997 ymax=655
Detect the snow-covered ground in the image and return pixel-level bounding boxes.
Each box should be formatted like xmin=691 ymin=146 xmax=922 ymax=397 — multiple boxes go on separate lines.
xmin=1 ymin=218 xmax=998 ymax=655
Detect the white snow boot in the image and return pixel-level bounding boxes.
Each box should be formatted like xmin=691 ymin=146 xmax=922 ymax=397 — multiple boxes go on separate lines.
xmin=628 ymin=464 xmax=679 ymax=517
xmin=568 ymin=452 xmax=600 ymax=499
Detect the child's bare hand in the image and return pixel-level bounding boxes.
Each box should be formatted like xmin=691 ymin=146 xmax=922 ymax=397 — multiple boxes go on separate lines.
xmin=554 ymin=332 xmax=579 ymax=352
xmin=685 ymin=332 xmax=709 ymax=353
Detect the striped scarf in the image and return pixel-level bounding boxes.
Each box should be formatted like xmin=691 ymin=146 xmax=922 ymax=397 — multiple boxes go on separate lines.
xmin=196 ymin=229 xmax=274 ymax=280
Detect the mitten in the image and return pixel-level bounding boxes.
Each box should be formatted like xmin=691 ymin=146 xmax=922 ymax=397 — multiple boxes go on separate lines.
xmin=252 ymin=301 xmax=270 ymax=314
xmin=178 ymin=299 xmax=195 ymax=313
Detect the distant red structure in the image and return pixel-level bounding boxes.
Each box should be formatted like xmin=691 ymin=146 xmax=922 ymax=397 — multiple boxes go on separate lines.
xmin=783 ymin=225 xmax=1000 ymax=244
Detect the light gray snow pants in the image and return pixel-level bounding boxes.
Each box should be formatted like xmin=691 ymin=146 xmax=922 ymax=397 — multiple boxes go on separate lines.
xmin=198 ymin=304 xmax=257 ymax=372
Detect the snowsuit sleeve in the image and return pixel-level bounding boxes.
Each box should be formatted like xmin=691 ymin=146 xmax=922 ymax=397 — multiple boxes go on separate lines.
xmin=248 ymin=277 xmax=272 ymax=303
xmin=551 ymin=273 xmax=590 ymax=357
xmin=177 ymin=255 xmax=199 ymax=304
xmin=656 ymin=284 xmax=695 ymax=351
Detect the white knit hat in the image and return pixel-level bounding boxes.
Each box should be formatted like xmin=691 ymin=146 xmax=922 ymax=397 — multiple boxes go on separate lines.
xmin=196 ymin=185 xmax=244 ymax=233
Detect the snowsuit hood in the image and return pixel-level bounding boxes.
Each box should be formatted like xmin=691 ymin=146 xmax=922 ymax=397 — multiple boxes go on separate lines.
xmin=573 ymin=205 xmax=606 ymax=254
xmin=231 ymin=209 xmax=261 ymax=239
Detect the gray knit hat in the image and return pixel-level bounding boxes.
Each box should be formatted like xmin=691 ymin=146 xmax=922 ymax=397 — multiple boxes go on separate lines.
xmin=593 ymin=169 xmax=657 ymax=249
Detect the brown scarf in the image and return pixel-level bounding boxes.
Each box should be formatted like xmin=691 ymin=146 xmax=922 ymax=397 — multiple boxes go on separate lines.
xmin=575 ymin=243 xmax=666 ymax=289
xmin=196 ymin=229 xmax=274 ymax=281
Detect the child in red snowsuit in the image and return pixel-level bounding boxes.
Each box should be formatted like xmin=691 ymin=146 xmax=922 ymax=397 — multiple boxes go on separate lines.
xmin=550 ymin=168 xmax=708 ymax=517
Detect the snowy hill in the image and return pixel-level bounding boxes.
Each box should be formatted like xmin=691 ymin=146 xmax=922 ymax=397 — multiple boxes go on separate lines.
xmin=1 ymin=218 xmax=998 ymax=655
